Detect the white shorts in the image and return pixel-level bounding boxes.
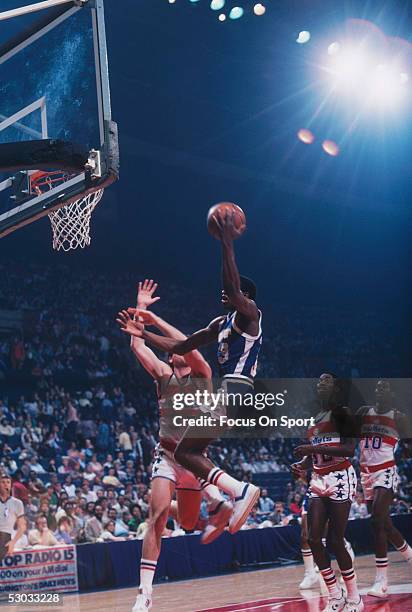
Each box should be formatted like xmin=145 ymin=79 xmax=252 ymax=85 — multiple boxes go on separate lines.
xmin=360 ymin=465 xmax=399 ymax=502
xmin=152 ymin=444 xmax=201 ymax=491
xmin=308 ymin=465 xmax=357 ymax=503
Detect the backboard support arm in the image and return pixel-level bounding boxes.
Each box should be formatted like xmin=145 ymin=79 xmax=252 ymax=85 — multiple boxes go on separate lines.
xmin=0 ymin=0 xmax=86 ymax=22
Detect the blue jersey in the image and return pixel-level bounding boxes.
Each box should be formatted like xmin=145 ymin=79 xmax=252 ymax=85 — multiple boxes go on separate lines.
xmin=217 ymin=310 xmax=262 ymax=380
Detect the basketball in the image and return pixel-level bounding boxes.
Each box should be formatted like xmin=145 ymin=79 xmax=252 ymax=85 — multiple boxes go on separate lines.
xmin=207 ymin=202 xmax=246 ymax=240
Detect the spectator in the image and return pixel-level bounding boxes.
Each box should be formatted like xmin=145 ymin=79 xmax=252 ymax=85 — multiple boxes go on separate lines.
xmin=257 ymin=489 xmax=275 ymax=518
xmin=29 ymin=515 xmax=59 ymax=547
xmin=84 ymin=503 xmax=104 ymax=542
xmin=99 ymin=519 xmax=127 ymax=542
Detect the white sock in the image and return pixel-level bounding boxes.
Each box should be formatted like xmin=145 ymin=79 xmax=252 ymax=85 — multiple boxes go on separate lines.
xmin=341 ymin=567 xmax=359 ymax=601
xmin=397 ymin=540 xmax=412 ymax=562
xmin=200 ymin=479 xmax=224 ymax=511
xmin=139 ymin=558 xmax=157 ymax=594
xmin=207 ymin=467 xmax=244 ymax=498
xmin=302 ymin=548 xmax=315 ymax=573
xmin=320 ymin=567 xmax=341 ymax=598
xmin=375 ymin=557 xmax=388 ymax=583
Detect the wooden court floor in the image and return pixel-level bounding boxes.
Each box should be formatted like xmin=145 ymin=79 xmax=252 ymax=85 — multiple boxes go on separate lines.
xmin=3 ymin=552 xmax=412 ymax=612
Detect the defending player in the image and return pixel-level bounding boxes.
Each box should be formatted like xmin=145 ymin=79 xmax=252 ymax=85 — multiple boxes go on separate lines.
xmin=358 ymin=379 xmax=412 ymax=598
xmin=291 ymin=373 xmax=363 ymax=612
xmin=118 ymin=210 xmax=261 ymax=535
xmin=125 ymin=280 xmax=231 ymax=612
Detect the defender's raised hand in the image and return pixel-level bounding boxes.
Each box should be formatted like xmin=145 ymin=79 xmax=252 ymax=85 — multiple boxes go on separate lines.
xmin=128 ymin=308 xmax=158 ymax=326
xmin=116 ymin=309 xmax=144 ymax=337
xmin=137 ymin=279 xmax=160 ymax=310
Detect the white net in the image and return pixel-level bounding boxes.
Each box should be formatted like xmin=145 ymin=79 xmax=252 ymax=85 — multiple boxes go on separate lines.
xmin=48 ymin=189 xmax=104 ymax=252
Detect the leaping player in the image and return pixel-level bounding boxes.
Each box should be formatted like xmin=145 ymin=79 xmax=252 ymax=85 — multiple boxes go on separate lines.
xmin=121 ymin=280 xmax=231 ymax=612
xmin=358 ymin=379 xmax=412 ymax=598
xmin=291 ymin=373 xmax=363 ymax=612
xmin=118 ymin=209 xmax=261 ymax=537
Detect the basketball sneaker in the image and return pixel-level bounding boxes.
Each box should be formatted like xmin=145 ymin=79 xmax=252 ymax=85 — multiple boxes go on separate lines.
xmin=201 ymin=500 xmax=233 ymax=545
xmin=228 ymin=483 xmax=260 ymax=534
xmin=343 ymin=596 xmax=364 ymax=612
xmin=132 ymin=589 xmax=152 ymax=611
xmin=321 ymin=590 xmax=346 ymax=612
xmin=367 ymin=580 xmax=388 ymax=598
xmin=299 ymin=571 xmax=319 ymax=589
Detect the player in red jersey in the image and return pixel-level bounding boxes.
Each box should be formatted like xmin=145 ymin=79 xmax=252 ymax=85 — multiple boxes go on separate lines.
xmin=123 ymin=280 xmax=231 ymax=612
xmin=358 ymin=379 xmax=412 ymax=598
xmin=291 ymin=373 xmax=362 ymax=612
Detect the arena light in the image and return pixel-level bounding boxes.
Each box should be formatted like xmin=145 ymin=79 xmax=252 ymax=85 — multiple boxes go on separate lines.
xmin=253 ymin=3 xmax=266 ymax=16
xmin=327 ymin=41 xmax=340 ymax=56
xmin=297 ymin=128 xmax=315 ymax=144
xmin=325 ymin=43 xmax=409 ymax=110
xmin=322 ymin=140 xmax=340 ymax=156
xmin=218 ymin=13 xmax=226 ymax=21
xmin=296 ymin=31 xmax=311 ymax=44
xmin=229 ymin=7 xmax=244 ymax=20
xmin=210 ymin=0 xmax=225 ymax=10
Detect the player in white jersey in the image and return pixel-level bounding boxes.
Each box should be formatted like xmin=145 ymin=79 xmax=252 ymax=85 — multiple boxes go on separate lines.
xmin=291 ymin=373 xmax=363 ymax=612
xmin=118 ymin=280 xmax=231 ymax=612
xmin=358 ymin=379 xmax=412 ymax=598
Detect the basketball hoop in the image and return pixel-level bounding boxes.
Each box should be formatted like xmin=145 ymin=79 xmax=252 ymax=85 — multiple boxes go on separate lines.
xmin=29 ymin=171 xmax=104 ymax=252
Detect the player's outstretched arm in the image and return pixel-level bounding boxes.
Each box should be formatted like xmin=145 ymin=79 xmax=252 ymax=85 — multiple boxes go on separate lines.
xmin=213 ymin=209 xmax=258 ymax=321
xmin=117 ymin=311 xmax=222 ymax=356
xmin=125 ymin=280 xmax=169 ymax=381
xmin=134 ymin=309 xmax=212 ymax=379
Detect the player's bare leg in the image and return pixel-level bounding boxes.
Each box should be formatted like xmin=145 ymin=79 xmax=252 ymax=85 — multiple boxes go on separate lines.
xmin=133 ymin=478 xmax=174 ymax=612
xmin=367 ymin=488 xmax=412 ymax=598
xmin=174 ymin=435 xmax=259 ymax=534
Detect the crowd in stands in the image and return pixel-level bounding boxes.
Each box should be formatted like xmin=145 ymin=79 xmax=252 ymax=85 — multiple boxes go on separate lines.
xmin=0 ymin=261 xmax=411 ymax=548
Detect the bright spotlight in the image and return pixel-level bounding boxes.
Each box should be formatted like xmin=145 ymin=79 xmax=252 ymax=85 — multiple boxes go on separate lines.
xmin=296 ymin=31 xmax=311 ymax=44
xmin=218 ymin=13 xmax=226 ymax=21
xmin=327 ymin=41 xmax=340 ymax=56
xmin=297 ymin=128 xmax=315 ymax=144
xmin=322 ymin=140 xmax=340 ymax=156
xmin=254 ymin=3 xmax=266 ymax=16
xmin=168 ymin=0 xmax=176 ymax=3
xmin=210 ymin=0 xmax=225 ymax=10
xmin=229 ymin=7 xmax=244 ymax=19
xmin=329 ymin=47 xmax=367 ymax=89
xmin=323 ymin=40 xmax=410 ymax=112
xmin=368 ymin=63 xmax=407 ymax=107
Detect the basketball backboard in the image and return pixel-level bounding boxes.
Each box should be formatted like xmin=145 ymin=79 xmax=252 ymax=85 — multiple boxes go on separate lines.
xmin=0 ymin=0 xmax=118 ymax=244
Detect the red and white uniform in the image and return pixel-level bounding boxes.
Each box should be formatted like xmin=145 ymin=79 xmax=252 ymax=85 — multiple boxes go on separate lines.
xmin=307 ymin=410 xmax=357 ymax=502
xmin=359 ymin=406 xmax=400 ymax=501
xmin=152 ymin=374 xmax=202 ymax=491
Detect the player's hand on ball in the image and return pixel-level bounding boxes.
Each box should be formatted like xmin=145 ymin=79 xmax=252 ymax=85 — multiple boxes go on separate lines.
xmin=137 ymin=279 xmax=160 ymax=309
xmin=116 ymin=309 xmax=144 ymax=337
xmin=294 ymin=444 xmax=313 ymax=459
xmin=214 ymin=208 xmax=245 ymax=242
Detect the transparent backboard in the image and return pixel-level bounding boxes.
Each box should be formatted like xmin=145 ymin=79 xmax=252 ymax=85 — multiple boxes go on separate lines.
xmin=0 ymin=0 xmax=118 ymax=239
